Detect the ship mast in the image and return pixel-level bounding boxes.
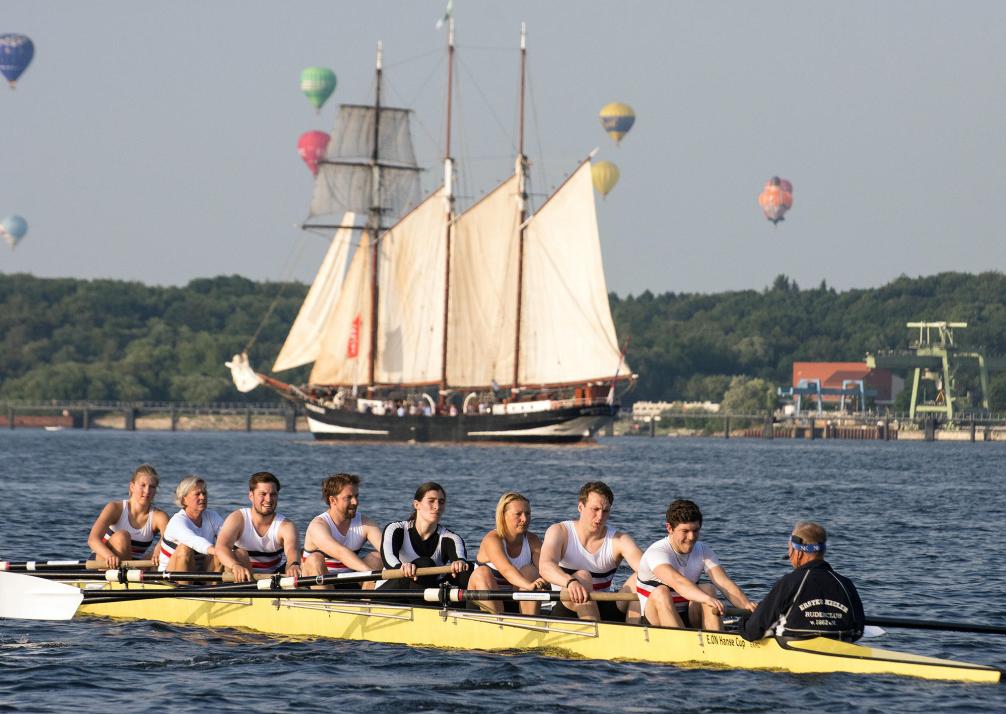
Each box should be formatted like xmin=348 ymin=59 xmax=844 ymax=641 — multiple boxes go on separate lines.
xmin=366 ymin=42 xmax=384 ymax=391
xmin=512 ymin=23 xmax=529 ymax=392
xmin=438 ymin=19 xmax=456 ymax=408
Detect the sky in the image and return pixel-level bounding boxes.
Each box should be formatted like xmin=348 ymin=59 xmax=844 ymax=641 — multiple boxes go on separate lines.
xmin=2 ymin=1 xmax=1005 ymax=297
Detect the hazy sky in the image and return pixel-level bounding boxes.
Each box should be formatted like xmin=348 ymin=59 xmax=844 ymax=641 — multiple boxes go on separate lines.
xmin=3 ymin=1 xmax=1004 ymax=296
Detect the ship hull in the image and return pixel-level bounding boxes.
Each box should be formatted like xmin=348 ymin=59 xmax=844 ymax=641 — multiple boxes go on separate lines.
xmin=301 ymin=401 xmax=616 ymax=443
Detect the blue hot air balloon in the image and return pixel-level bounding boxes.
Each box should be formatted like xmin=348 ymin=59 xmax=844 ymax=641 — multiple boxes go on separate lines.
xmin=0 ymin=34 xmax=34 ymax=88
xmin=1 ymin=214 xmax=28 ymax=250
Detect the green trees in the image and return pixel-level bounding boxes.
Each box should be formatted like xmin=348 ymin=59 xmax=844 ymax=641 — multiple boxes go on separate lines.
xmin=3 ymin=271 xmax=1006 ymax=405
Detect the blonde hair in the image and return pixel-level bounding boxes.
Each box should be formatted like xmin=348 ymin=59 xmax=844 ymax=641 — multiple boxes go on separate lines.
xmin=131 ymin=464 xmax=159 ymax=486
xmin=494 ymin=491 xmax=530 ymax=539
xmin=175 ymin=475 xmax=206 ymax=507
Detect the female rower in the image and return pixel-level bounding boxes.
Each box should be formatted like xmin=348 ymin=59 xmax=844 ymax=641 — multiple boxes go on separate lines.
xmin=469 ymin=491 xmax=547 ymax=615
xmin=158 ymin=475 xmax=224 ymax=572
xmin=377 ymin=481 xmax=469 ymax=590
xmin=87 ymin=464 xmax=169 ymax=569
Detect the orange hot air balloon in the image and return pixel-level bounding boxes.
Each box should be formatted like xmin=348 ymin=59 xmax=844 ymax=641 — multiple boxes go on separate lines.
xmin=758 ymin=176 xmax=794 ymax=225
xmin=297 ymin=131 xmax=330 ymax=176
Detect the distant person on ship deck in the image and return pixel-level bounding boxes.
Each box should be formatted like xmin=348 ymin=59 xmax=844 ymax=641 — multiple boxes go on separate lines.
xmin=469 ymin=491 xmax=547 ymax=615
xmin=215 ymin=472 xmax=300 ymax=583
xmin=88 ymin=463 xmax=169 ymax=569
xmin=539 ymin=481 xmax=642 ymax=622
xmin=739 ymin=521 xmax=864 ymax=642
xmin=301 ymin=473 xmax=383 ymax=589
xmin=158 ymin=475 xmax=224 ymax=572
xmin=376 ymin=481 xmax=469 ymax=591
xmin=636 ymin=499 xmax=755 ymax=630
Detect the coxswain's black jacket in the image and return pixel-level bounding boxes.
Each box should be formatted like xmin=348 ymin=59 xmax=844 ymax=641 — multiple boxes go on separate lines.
xmin=739 ymin=559 xmax=865 ymax=642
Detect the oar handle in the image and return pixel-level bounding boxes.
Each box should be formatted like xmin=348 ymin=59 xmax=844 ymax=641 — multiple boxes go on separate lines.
xmin=85 ymin=559 xmax=154 ymax=570
xmin=439 ymin=589 xmax=637 ymax=603
xmin=381 ymin=564 xmax=456 ymax=580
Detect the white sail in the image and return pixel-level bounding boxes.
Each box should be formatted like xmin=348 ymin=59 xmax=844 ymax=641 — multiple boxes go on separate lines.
xmin=519 ymin=162 xmax=630 ymax=385
xmin=447 ymin=176 xmax=521 ymax=387
xmin=273 ymin=213 xmax=356 ymax=372
xmin=309 ymin=105 xmax=421 ymax=222
xmin=375 ymin=189 xmax=448 ymax=385
xmin=309 ymin=236 xmax=373 ymax=386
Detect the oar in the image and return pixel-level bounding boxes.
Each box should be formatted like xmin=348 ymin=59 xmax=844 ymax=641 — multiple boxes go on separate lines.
xmin=0 ymin=559 xmax=153 ymax=572
xmin=722 ymin=606 xmax=1006 ymax=636
xmin=207 ymin=564 xmax=457 ymax=591
xmin=443 ymin=589 xmax=637 ymax=604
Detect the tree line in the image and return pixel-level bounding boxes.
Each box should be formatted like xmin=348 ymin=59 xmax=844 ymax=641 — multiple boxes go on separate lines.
xmin=3 ymin=271 xmax=1006 ymax=408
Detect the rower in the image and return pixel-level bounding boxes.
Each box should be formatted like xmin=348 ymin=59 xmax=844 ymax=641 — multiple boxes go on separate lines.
xmin=469 ymin=491 xmax=547 ymax=615
xmin=636 ymin=499 xmax=755 ymax=630
xmin=158 ymin=475 xmax=224 ymax=573
xmin=538 ymin=481 xmax=642 ymax=622
xmin=376 ymin=481 xmax=469 ymax=590
xmin=214 ymin=472 xmax=300 ymax=583
xmin=301 ymin=473 xmax=383 ymax=588
xmin=739 ymin=521 xmax=865 ymax=642
xmin=87 ymin=464 xmax=169 ymax=569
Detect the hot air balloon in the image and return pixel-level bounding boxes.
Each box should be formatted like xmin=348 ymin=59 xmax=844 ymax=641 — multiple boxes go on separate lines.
xmin=297 ymin=130 xmax=330 ymax=176
xmin=0 ymin=34 xmax=34 ymax=89
xmin=758 ymin=177 xmax=794 ymax=225
xmin=300 ymin=67 xmax=336 ymax=113
xmin=1 ymin=214 xmax=28 ymax=250
xmin=599 ymin=102 xmax=635 ymax=145
xmin=591 ymin=161 xmax=620 ymax=198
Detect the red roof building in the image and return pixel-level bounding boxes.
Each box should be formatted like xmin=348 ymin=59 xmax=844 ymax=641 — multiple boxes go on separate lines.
xmin=792 ymin=362 xmax=902 ymax=404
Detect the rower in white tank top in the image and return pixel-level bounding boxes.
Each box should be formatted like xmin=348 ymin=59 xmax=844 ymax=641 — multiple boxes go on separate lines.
xmin=301 ymin=511 xmax=368 ymax=573
xmin=234 ymin=507 xmax=288 ymax=573
xmin=554 ymin=520 xmax=619 ymax=591
xmin=103 ymin=499 xmax=156 ymax=558
xmin=483 ymin=534 xmax=532 ymax=580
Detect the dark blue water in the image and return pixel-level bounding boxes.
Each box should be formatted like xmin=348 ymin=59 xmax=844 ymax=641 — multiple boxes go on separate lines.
xmin=1 ymin=431 xmax=1004 ymax=712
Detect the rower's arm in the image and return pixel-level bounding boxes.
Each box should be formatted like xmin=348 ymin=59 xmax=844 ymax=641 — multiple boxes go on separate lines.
xmin=213 ymin=511 xmax=244 ymax=571
xmin=279 ymin=520 xmax=301 ymax=576
xmin=652 ymin=562 xmax=719 ymax=605
xmin=708 ymin=565 xmax=755 ymax=610
xmin=538 ymin=523 xmax=569 ymax=587
xmin=306 ymin=517 xmax=373 ymax=572
xmin=362 ymin=515 xmax=384 ymax=553
xmin=613 ymin=532 xmax=644 ymax=571
xmin=380 ymin=522 xmax=406 ymax=568
xmin=87 ymin=501 xmax=122 ymax=563
xmin=481 ymin=532 xmax=537 ymax=590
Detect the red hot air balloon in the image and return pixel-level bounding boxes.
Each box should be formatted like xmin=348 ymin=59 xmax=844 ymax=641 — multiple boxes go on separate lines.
xmin=297 ymin=131 xmax=330 ymax=176
xmin=758 ymin=176 xmax=794 ymax=225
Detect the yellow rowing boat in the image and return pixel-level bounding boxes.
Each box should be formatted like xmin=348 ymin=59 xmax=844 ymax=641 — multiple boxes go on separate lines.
xmin=73 ymin=582 xmax=1002 ymax=683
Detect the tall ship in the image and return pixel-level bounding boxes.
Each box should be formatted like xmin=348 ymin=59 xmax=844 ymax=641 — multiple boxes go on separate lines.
xmin=229 ymin=23 xmax=634 ymax=443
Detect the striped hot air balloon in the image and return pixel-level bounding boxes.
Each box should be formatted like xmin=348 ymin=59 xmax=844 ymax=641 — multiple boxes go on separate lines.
xmin=300 ymin=67 xmax=336 ymax=113
xmin=758 ymin=177 xmax=794 ymax=225
xmin=599 ymin=102 xmax=635 ymax=145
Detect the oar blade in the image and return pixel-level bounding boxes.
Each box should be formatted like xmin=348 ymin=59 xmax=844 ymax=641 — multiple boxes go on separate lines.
xmin=0 ymin=572 xmax=84 ymax=620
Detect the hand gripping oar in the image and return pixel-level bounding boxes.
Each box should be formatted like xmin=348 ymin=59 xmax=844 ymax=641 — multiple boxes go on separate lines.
xmin=722 ymin=606 xmax=1006 ymax=636
xmin=0 ymin=559 xmax=153 ymax=572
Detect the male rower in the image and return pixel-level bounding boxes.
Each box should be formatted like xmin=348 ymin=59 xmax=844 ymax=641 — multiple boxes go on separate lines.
xmin=301 ymin=473 xmax=383 ymax=588
xmin=539 ymin=481 xmax=642 ymax=622
xmin=636 ymin=499 xmax=755 ymax=630
xmin=215 ymin=472 xmax=300 ymax=583
xmin=739 ymin=521 xmax=864 ymax=642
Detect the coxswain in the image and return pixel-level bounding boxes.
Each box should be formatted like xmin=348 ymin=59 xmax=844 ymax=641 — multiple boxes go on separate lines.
xmin=301 ymin=473 xmax=383 ymax=589
xmin=87 ymin=464 xmax=169 ymax=569
xmin=376 ymin=481 xmax=469 ymax=590
xmin=538 ymin=481 xmax=642 ymax=622
xmin=636 ymin=499 xmax=755 ymax=630
xmin=739 ymin=521 xmax=864 ymax=642
xmin=469 ymin=491 xmax=547 ymax=615
xmin=158 ymin=475 xmax=224 ymax=573
xmin=214 ymin=472 xmax=300 ymax=583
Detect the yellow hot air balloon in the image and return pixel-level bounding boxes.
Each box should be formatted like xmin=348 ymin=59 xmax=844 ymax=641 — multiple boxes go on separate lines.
xmin=599 ymin=102 xmax=635 ymax=145
xmin=591 ymin=161 xmax=620 ymax=198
